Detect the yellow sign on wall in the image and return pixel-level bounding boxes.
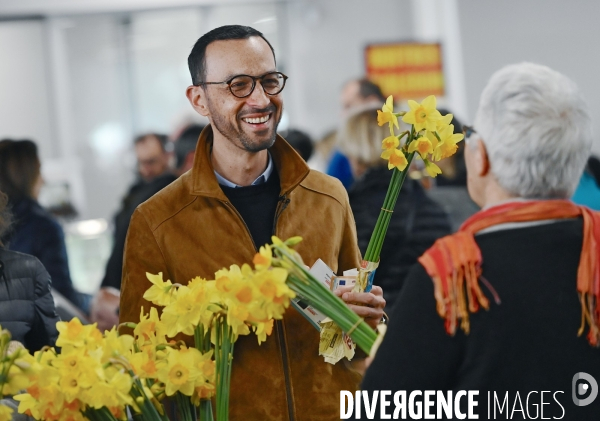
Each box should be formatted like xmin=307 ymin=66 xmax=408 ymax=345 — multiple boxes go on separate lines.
xmin=365 ymin=43 xmax=444 ymax=100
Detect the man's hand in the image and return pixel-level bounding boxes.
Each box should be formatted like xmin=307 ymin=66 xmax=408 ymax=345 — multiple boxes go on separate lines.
xmin=90 ymin=287 xmax=120 ymax=332
xmin=334 ymin=285 xmax=386 ymax=330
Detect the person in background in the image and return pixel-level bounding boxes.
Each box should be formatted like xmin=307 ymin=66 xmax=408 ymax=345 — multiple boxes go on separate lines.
xmin=0 ymin=189 xmax=59 ymax=350
xmin=361 ymin=63 xmax=600 ymax=420
xmin=173 ymin=124 xmax=205 ymax=177
xmin=91 ymin=130 xmax=200 ymax=330
xmin=0 ymin=139 xmax=86 ymax=313
xmin=135 ymin=133 xmax=171 ymax=182
xmin=0 ymin=189 xmax=60 ymax=419
xmin=571 ymin=155 xmax=600 ymax=210
xmin=99 ymin=133 xmax=175 ymax=292
xmin=338 ymin=105 xmax=451 ymax=308
xmin=279 ymin=128 xmax=313 ymax=162
xmin=434 ymin=108 xmax=467 ymax=187
xmin=426 ymin=109 xmax=480 ymax=230
xmin=326 ymin=79 xmax=388 ymax=189
xmin=340 ymin=78 xmax=386 ymax=113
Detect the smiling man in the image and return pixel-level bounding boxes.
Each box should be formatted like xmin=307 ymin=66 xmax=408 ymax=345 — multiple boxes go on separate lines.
xmin=119 ymin=25 xmax=385 ymax=421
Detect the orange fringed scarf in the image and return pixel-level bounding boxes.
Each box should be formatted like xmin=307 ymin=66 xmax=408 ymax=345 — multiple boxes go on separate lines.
xmin=418 ymin=199 xmax=600 ymax=347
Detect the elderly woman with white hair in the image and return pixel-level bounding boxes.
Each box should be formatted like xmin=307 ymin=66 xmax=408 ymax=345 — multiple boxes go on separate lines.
xmin=361 ymin=63 xmax=600 ymax=420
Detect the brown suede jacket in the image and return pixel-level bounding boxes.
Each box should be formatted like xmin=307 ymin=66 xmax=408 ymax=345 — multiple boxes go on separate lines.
xmin=119 ymin=126 xmax=362 ymax=421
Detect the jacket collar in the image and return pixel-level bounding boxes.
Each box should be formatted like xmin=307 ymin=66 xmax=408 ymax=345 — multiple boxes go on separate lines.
xmin=190 ymin=125 xmax=310 ymax=199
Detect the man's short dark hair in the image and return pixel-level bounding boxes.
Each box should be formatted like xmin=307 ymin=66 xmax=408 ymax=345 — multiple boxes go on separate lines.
xmin=134 ymin=133 xmax=169 ymax=152
xmin=0 ymin=139 xmax=41 ymax=202
xmin=357 ymin=79 xmax=386 ymax=103
xmin=188 ymin=25 xmax=276 ymax=86
xmin=174 ymin=124 xmax=205 ymax=169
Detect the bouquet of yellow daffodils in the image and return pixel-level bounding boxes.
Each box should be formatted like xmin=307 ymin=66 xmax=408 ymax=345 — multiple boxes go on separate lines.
xmin=358 ymin=95 xmax=464 ymax=291
xmin=267 ymin=237 xmax=378 ymax=356
xmin=139 ymin=255 xmax=295 ymax=421
xmin=11 ymin=252 xmax=294 ymax=421
xmin=0 ymin=327 xmax=34 ymax=421
xmin=14 ymin=319 xmax=173 ymax=421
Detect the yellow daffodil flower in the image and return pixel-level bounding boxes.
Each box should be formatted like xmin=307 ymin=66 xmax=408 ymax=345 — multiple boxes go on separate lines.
xmin=135 ymin=307 xmax=167 ymax=347
xmin=1 ymin=366 xmax=27 ymax=397
xmin=381 ymin=136 xmax=399 ymax=151
xmin=402 ymin=95 xmax=442 ymax=132
xmin=253 ymin=244 xmax=272 ymax=270
xmin=157 ymin=348 xmax=201 ymax=397
xmin=0 ymin=405 xmax=13 ymax=421
xmin=381 ymin=148 xmax=409 ymax=171
xmin=143 ymin=272 xmax=175 ymax=307
xmin=431 ymin=124 xmax=464 ymax=161
xmin=377 ymin=96 xmax=399 ymax=129
xmin=224 ymin=301 xmax=251 ymax=336
xmin=253 ymin=319 xmax=274 ymax=345
xmin=408 ymin=137 xmax=434 ymax=159
xmin=85 ymin=369 xmax=133 ymax=409
xmin=129 ymin=347 xmax=159 ymax=379
xmin=436 ymin=113 xmax=453 ymax=131
xmin=161 ymin=286 xmax=207 ymax=337
xmin=252 ymin=268 xmax=294 ymax=320
xmin=55 ymin=318 xmax=85 ymax=348
xmin=424 ymin=160 xmax=442 ymax=177
xmin=192 ymin=350 xmax=215 ymax=393
xmin=14 ymin=392 xmax=39 ymax=419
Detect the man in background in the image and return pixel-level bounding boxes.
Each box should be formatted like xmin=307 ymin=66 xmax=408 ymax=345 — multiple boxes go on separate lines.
xmin=173 ymin=124 xmax=205 ymax=177
xmin=101 ymin=133 xmax=174 ymax=292
xmin=327 ymin=78 xmax=387 ymax=189
xmin=340 ymin=78 xmax=386 ymax=113
xmin=135 ymin=133 xmax=171 ymax=182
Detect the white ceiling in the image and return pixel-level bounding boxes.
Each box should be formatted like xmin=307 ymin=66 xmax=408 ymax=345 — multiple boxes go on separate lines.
xmin=0 ymin=0 xmax=276 ymax=17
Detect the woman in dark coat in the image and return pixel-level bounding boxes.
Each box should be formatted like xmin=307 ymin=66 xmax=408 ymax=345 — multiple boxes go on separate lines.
xmin=0 ymin=139 xmax=85 ymax=313
xmin=0 ymin=190 xmax=59 ymax=351
xmin=337 ymin=106 xmax=452 ymax=308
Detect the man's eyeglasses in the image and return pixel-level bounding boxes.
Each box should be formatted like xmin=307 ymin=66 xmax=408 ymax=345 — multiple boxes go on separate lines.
xmin=196 ymin=72 xmax=288 ymax=98
xmin=463 ymin=125 xmax=477 ymax=142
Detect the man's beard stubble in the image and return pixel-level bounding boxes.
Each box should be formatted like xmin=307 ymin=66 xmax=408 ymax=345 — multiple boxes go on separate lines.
xmin=208 ymin=98 xmax=280 ymax=153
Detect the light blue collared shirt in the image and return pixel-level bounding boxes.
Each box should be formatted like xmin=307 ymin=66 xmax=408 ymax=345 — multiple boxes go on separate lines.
xmin=214 ymin=152 xmax=274 ymax=188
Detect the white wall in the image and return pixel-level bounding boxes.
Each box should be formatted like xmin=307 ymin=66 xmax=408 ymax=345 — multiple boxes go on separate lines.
xmin=283 ymin=0 xmax=414 ymax=139
xmin=0 ymin=20 xmax=56 ymax=160
xmin=459 ymin=0 xmax=600 ymax=153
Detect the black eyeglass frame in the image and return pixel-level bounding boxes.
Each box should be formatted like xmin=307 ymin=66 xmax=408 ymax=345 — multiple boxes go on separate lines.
xmin=196 ymin=71 xmax=288 ymax=98
xmin=462 ymin=125 xmax=477 ymax=140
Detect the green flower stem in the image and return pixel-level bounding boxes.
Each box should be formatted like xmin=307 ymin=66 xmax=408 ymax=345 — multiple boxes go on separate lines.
xmin=364 ymin=167 xmax=402 ymax=261
xmin=99 ymin=407 xmax=120 ymax=421
xmin=215 ymin=317 xmax=234 ymax=421
xmin=199 ymin=400 xmax=214 ymax=421
xmin=368 ymin=151 xmax=415 ymax=261
xmin=289 ymin=275 xmax=376 ymax=352
xmin=83 ymin=408 xmax=119 ymax=421
xmin=128 ymin=375 xmax=169 ymax=421
xmin=175 ymin=391 xmax=196 ymax=421
xmin=363 ymin=125 xmax=417 ymax=263
xmin=272 ymin=247 xmax=378 ymax=354
xmin=194 ymin=324 xmax=210 ymax=354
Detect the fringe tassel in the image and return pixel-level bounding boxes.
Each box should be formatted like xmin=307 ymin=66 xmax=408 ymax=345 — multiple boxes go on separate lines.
xmin=419 ymin=234 xmax=492 ymax=337
xmin=579 ymin=293 xmax=599 ymax=347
